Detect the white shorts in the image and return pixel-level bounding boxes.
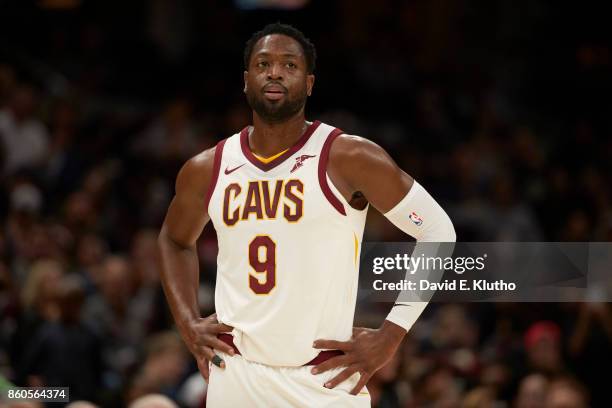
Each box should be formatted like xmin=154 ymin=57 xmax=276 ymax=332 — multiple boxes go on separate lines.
xmin=206 ymin=351 xmax=371 ymax=407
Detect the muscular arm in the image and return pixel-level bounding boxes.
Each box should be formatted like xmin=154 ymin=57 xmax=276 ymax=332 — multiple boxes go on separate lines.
xmin=327 ymin=134 xmax=413 ymax=213
xmin=158 ymin=148 xmax=214 ymax=332
xmin=314 ymin=134 xmax=455 ymax=393
xmin=327 ymin=135 xmax=417 ymax=345
xmin=158 ymin=146 xmax=235 ymax=377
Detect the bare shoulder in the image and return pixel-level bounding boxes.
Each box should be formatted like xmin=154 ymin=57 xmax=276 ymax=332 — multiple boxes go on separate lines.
xmin=328 ymin=133 xmax=398 ymax=179
xmin=175 ymin=146 xmax=217 ymax=197
xmin=327 ymin=133 xmax=413 ymax=212
xmin=162 ymin=145 xmax=217 ymax=245
xmin=328 ymin=134 xmax=386 ymax=163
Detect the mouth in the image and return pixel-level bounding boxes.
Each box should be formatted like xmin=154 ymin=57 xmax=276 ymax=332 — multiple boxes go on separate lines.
xmin=263 ymin=84 xmax=287 ymax=101
xmin=263 ymin=91 xmax=285 ymax=101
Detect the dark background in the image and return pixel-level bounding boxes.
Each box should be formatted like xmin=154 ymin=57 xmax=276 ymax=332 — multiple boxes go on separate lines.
xmin=0 ymin=0 xmax=611 ymax=407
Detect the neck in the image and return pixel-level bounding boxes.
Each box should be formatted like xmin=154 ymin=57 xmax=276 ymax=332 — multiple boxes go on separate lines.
xmin=249 ymin=110 xmax=307 ymax=157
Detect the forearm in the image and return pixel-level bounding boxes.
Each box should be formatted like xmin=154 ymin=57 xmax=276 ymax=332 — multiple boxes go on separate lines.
xmin=383 ymin=180 xmax=456 ymax=333
xmin=158 ymin=227 xmax=201 ymax=333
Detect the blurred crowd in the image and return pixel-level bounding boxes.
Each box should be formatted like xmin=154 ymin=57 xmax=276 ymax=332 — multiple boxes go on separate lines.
xmin=1 ymin=0 xmax=611 ymax=407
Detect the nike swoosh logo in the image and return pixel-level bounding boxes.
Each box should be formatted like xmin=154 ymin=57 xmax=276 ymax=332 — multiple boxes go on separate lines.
xmin=224 ymin=163 xmax=245 ymax=175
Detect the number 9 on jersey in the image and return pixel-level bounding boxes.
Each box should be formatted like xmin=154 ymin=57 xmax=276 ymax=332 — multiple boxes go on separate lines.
xmin=249 ymin=235 xmax=276 ymax=294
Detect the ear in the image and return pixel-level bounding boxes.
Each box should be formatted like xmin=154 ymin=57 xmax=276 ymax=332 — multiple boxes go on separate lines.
xmin=243 ymin=71 xmax=248 ymax=93
xmin=306 ymin=74 xmax=315 ymax=97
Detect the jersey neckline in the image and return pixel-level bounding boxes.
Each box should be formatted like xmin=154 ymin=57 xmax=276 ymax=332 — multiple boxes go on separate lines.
xmin=240 ymin=120 xmax=321 ymax=172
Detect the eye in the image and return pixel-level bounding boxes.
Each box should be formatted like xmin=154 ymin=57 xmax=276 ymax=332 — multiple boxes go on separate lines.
xmin=286 ymin=62 xmax=297 ymax=69
xmin=257 ymin=61 xmax=269 ymax=68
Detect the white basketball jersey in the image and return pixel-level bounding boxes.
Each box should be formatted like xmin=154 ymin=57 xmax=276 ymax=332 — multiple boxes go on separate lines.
xmin=206 ymin=121 xmax=368 ymax=367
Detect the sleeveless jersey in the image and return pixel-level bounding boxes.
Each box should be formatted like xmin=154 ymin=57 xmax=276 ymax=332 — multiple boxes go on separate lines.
xmin=206 ymin=121 xmax=368 ymax=367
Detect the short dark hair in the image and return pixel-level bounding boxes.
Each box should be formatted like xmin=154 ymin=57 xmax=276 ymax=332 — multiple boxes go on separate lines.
xmin=244 ymin=23 xmax=316 ymax=74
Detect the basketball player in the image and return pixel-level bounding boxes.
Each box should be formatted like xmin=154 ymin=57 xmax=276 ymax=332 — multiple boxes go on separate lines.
xmin=159 ymin=23 xmax=455 ymax=407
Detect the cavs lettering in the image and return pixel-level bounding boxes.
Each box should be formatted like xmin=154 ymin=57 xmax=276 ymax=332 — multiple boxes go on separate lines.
xmin=222 ymin=179 xmax=304 ymax=225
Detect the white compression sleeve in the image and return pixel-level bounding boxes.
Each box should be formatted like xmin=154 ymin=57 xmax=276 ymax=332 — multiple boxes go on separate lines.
xmin=383 ymin=180 xmax=456 ymax=242
xmin=383 ymin=180 xmax=456 ymax=332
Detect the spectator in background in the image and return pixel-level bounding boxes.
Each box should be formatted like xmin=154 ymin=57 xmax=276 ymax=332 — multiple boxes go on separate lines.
xmin=478 ymin=359 xmax=513 ymax=403
xmin=544 ymin=377 xmax=589 ymax=408
xmin=5 ymin=180 xmax=44 ymax=268
xmin=17 ymin=275 xmax=102 ymax=402
xmin=11 ymin=258 xmax=65 ymax=372
xmin=82 ymin=255 xmax=145 ymax=381
xmin=130 ymin=229 xmax=164 ymax=332
xmin=42 ymin=98 xmax=91 ymax=200
xmin=453 ymin=172 xmax=543 ymax=241
xmin=514 ymin=373 xmax=549 ymax=408
xmin=66 ymin=402 xmax=99 ymax=408
xmin=62 ymin=190 xmax=99 ymax=238
xmin=125 ymin=332 xmax=188 ymax=405
xmin=19 ymin=259 xmax=63 ymax=320
xmin=131 ymin=98 xmax=202 ymax=163
xmin=6 ymin=179 xmax=74 ymax=269
xmin=412 ymin=365 xmax=462 ymax=407
xmin=0 ymin=84 xmax=49 ymax=176
xmin=3 ymin=402 xmax=43 ymax=408
xmin=74 ymin=233 xmax=109 ymax=295
xmin=129 ymin=393 xmax=178 ymax=408
xmin=426 ymin=304 xmax=480 ymax=378
xmin=524 ymin=321 xmax=565 ymax=376
xmin=430 ymin=305 xmax=479 ymax=350
xmin=461 ymin=386 xmax=496 ymax=408
xmin=131 ymin=228 xmax=162 ymax=290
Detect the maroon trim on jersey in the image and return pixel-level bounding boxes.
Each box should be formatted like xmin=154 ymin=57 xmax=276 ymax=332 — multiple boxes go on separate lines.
xmin=218 ymin=333 xmax=240 ymax=355
xmin=217 ymin=333 xmax=344 ymax=365
xmin=240 ymin=120 xmax=321 ymax=171
xmin=318 ymin=128 xmax=346 ymax=216
xmin=204 ymin=138 xmax=227 ymax=214
xmin=307 ymin=349 xmax=345 ymax=365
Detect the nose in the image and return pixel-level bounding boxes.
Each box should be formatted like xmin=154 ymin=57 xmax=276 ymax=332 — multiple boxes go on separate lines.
xmin=267 ymin=63 xmax=283 ymax=80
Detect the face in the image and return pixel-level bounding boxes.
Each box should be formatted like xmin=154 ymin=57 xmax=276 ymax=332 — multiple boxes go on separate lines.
xmin=244 ymin=34 xmax=314 ymax=123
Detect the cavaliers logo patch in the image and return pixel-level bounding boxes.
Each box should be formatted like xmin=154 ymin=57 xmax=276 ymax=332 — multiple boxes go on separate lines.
xmin=290 ymin=154 xmax=317 ymax=173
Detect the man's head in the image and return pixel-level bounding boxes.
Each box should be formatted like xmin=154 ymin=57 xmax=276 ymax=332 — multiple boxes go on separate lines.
xmin=524 ymin=321 xmax=562 ymax=374
xmin=545 ymin=377 xmax=589 ymax=408
xmin=66 ymin=401 xmax=99 ymax=408
xmin=128 ymin=394 xmax=178 ymax=408
xmin=243 ymin=23 xmax=316 ymax=123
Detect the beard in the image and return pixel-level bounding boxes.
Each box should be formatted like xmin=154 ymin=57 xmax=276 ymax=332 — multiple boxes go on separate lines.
xmin=246 ymin=84 xmax=308 ymax=123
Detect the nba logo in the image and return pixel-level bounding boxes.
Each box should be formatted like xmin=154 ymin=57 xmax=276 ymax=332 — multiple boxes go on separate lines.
xmin=409 ymin=211 xmax=423 ymax=226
